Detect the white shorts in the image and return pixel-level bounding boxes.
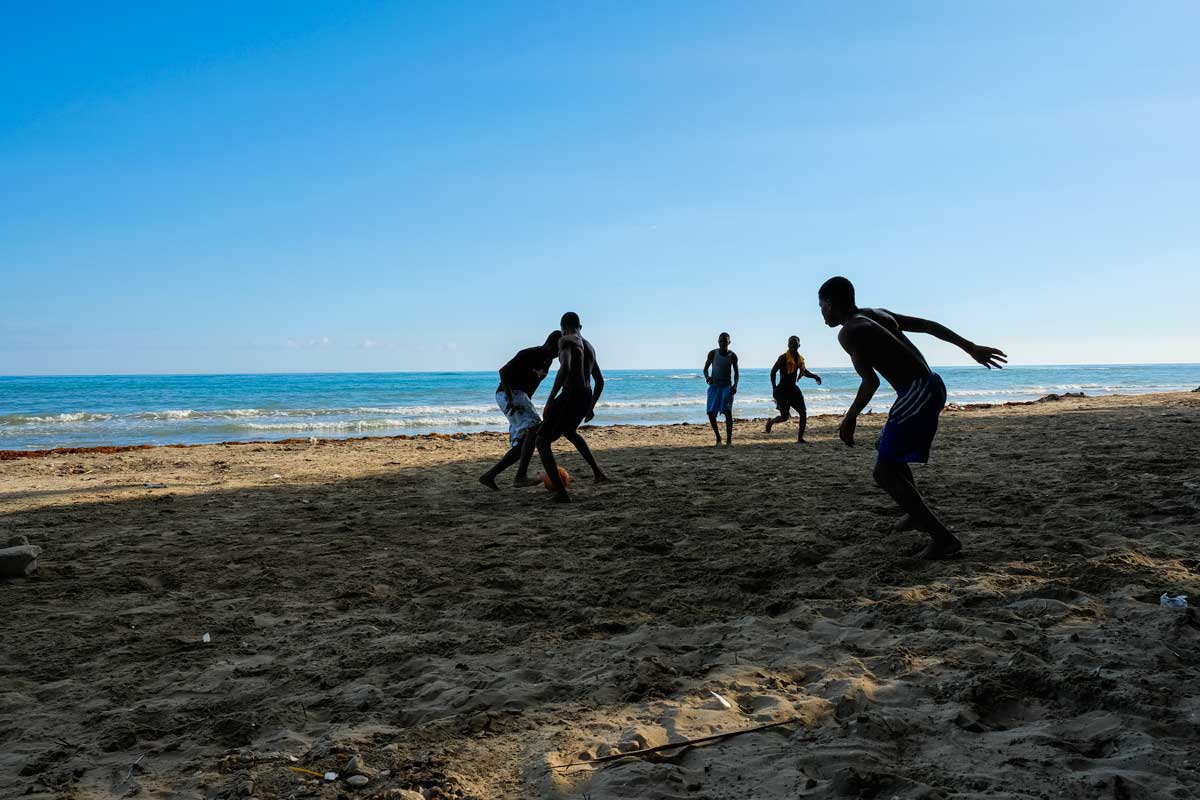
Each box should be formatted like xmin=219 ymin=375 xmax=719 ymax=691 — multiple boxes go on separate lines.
xmin=496 ymin=390 xmax=541 ymax=448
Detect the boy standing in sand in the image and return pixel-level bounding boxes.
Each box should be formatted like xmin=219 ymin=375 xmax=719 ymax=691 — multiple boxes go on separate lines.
xmin=479 ymin=331 xmax=561 ymax=490
xmin=537 ymin=312 xmax=609 ymax=503
xmin=703 ymin=332 xmax=739 ymax=447
xmin=766 ymin=335 xmax=823 ymax=443
xmin=818 ymin=276 xmax=1006 ymax=559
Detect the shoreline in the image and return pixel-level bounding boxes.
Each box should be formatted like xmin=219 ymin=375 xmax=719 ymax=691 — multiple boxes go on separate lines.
xmin=1 ymin=388 xmax=1185 ymax=461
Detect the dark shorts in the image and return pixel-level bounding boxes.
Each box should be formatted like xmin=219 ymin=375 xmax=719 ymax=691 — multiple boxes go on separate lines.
xmin=877 ymin=373 xmax=947 ymax=464
xmin=540 ymin=393 xmax=590 ymax=442
xmin=773 ymin=385 xmax=806 ymax=419
xmin=707 ymin=384 xmax=734 ymax=415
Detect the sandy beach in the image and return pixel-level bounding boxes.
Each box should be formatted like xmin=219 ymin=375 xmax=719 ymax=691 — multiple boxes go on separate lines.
xmin=3 ymin=391 xmax=1199 ymax=799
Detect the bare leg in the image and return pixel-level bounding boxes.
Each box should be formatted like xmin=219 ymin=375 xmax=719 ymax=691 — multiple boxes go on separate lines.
xmin=724 ymin=412 xmax=733 ymax=446
xmin=564 ymin=430 xmax=608 ymax=483
xmin=796 ymin=400 xmax=808 ymax=443
xmin=873 ymin=461 xmax=961 ymax=559
xmin=890 ymin=463 xmax=919 ymax=530
xmin=512 ymin=429 xmax=541 ymax=486
xmin=536 ymin=431 xmax=570 ymax=503
xmin=875 ymin=462 xmax=935 ymax=529
xmin=708 ymin=412 xmax=722 ymax=446
xmin=479 ymin=443 xmax=523 ymax=490
xmin=765 ymin=411 xmax=787 ymax=434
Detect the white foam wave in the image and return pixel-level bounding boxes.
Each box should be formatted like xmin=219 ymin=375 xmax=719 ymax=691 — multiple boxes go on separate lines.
xmin=946 ymin=383 xmax=1195 ymax=401
xmin=597 ymin=393 xmax=792 ymax=409
xmin=607 ymin=373 xmax=702 ymax=381
xmin=133 ymin=408 xmax=283 ymax=420
xmin=239 ymin=416 xmax=506 ymax=431
xmin=368 ymin=404 xmax=495 ymax=415
xmin=130 ymin=405 xmax=496 ymax=420
xmin=136 ymin=409 xmax=202 ymax=420
xmin=598 ymin=398 xmax=702 ymax=409
xmin=0 ymin=412 xmax=114 ymax=425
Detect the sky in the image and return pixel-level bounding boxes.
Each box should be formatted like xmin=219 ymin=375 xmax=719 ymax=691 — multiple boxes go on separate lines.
xmin=2 ymin=1 xmax=1198 ymax=375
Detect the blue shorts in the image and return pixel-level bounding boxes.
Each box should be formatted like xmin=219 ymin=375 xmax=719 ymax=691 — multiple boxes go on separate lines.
xmin=877 ymin=373 xmax=946 ymax=464
xmin=707 ymin=384 xmax=734 ymax=416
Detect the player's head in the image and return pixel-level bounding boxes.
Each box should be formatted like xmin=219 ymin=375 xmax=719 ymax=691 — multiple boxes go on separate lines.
xmin=560 ymin=312 xmax=581 ymax=334
xmin=717 ymin=332 xmax=731 ymax=349
xmin=819 ymin=276 xmax=856 ymax=326
xmin=788 ymin=335 xmax=800 ymax=350
xmin=542 ymin=330 xmax=563 ymax=354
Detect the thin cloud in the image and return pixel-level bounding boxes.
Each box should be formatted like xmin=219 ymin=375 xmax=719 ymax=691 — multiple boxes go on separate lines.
xmin=287 ymin=336 xmax=332 ymax=350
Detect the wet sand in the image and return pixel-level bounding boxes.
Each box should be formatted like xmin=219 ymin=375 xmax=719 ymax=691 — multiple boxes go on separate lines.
xmin=2 ymin=391 xmax=1199 ymax=799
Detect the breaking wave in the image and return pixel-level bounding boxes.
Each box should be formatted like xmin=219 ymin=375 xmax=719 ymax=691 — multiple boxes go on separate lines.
xmin=0 ymin=412 xmax=114 ymax=425
xmin=239 ymin=416 xmax=505 ymax=431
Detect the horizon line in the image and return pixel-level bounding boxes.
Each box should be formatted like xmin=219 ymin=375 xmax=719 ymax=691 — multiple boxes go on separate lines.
xmin=2 ymin=362 xmax=1199 ymax=380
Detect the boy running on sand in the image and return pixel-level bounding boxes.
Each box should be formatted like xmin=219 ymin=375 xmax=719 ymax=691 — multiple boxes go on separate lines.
xmin=819 ymin=276 xmax=1006 ymax=560
xmin=766 ymin=335 xmax=822 ymax=443
xmin=702 ymin=332 xmax=739 ymax=447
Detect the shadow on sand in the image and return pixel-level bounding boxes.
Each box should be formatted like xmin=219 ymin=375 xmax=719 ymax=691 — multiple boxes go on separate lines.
xmin=2 ymin=401 xmax=1199 ymax=798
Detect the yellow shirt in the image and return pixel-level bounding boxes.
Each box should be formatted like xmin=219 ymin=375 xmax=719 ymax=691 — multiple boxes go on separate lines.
xmin=784 ymin=351 xmax=805 ymax=378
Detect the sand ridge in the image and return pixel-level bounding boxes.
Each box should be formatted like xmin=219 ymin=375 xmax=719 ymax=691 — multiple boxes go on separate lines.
xmin=2 ymin=392 xmax=1199 ymax=799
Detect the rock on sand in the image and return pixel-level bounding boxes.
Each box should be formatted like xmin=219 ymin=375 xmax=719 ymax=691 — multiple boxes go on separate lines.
xmin=0 ymin=545 xmax=41 ymax=578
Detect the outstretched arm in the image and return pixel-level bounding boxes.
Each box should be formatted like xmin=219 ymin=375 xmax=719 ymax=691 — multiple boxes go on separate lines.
xmin=802 ymin=368 xmax=822 ymax=385
xmin=838 ymin=328 xmax=881 ymax=447
xmin=889 ymin=311 xmax=1008 ymax=369
xmin=770 ymin=356 xmax=782 ymax=391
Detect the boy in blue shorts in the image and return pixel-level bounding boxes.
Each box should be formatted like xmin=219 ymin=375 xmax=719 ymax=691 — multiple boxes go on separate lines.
xmin=703 ymin=332 xmax=739 ymax=447
xmin=818 ymin=277 xmax=1007 ymax=559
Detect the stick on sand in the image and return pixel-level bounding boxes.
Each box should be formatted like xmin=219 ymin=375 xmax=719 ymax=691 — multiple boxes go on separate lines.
xmin=552 ymin=717 xmax=803 ymax=771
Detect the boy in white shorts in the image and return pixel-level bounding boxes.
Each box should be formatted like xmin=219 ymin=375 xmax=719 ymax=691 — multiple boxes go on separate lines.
xmin=479 ymin=331 xmax=562 ymax=489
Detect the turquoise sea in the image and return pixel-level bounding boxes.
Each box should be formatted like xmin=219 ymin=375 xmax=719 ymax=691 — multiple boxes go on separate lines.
xmin=1 ymin=364 xmax=1197 ymax=451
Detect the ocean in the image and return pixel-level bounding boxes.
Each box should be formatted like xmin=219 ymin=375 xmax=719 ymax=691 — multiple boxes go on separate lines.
xmin=1 ymin=364 xmax=1196 ymax=451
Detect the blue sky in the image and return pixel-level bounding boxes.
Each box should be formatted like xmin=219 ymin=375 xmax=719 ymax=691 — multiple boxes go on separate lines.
xmin=2 ymin=1 xmax=1197 ymax=375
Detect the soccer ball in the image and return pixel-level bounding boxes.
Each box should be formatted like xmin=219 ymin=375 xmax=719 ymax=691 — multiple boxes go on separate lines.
xmin=542 ymin=466 xmax=571 ymax=491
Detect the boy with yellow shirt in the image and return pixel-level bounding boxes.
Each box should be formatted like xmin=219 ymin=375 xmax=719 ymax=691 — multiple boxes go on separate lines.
xmin=766 ymin=335 xmax=822 ymax=443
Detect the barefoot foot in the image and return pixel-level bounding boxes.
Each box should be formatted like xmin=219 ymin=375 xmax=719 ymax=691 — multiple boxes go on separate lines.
xmin=594 ymin=473 xmax=610 ymax=484
xmin=765 ymin=419 xmax=774 ymax=434
xmin=552 ymin=490 xmax=572 ymax=504
xmin=893 ymin=513 xmax=918 ymax=532
xmin=512 ymin=476 xmax=541 ymax=488
xmin=916 ymin=535 xmax=963 ymax=560
xmin=479 ymin=474 xmax=499 ymax=491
